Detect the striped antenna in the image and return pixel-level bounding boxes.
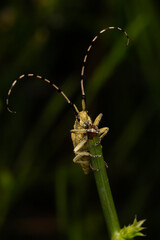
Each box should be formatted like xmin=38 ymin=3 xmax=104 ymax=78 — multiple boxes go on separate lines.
xmin=80 ymin=26 xmax=129 ymax=111
xmin=6 ymin=74 xmax=79 ymax=115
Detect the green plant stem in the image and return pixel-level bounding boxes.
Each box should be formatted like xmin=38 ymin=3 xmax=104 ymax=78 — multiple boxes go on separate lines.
xmin=88 ymin=135 xmax=120 ymax=240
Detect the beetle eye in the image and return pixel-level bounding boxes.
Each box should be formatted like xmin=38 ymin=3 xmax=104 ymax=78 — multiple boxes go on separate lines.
xmin=77 ymin=115 xmax=80 ymax=122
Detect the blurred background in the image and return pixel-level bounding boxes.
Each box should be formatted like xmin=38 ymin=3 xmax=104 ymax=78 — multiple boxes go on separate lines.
xmin=0 ymin=0 xmax=160 ymax=239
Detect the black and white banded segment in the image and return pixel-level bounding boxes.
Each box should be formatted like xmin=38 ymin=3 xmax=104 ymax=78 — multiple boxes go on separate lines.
xmin=6 ymin=73 xmax=78 ymax=114
xmin=80 ymin=26 xmax=129 ymax=106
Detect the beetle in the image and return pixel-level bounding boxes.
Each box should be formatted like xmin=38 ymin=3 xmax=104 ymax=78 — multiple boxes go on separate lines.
xmin=6 ymin=27 xmax=129 ymax=174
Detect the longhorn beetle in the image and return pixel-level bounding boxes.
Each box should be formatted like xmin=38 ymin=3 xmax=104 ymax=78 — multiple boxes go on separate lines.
xmin=6 ymin=27 xmax=129 ymax=174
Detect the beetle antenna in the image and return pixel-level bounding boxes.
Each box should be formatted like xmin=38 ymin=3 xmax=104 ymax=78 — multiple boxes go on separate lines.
xmin=80 ymin=26 xmax=129 ymax=111
xmin=6 ymin=74 xmax=79 ymax=115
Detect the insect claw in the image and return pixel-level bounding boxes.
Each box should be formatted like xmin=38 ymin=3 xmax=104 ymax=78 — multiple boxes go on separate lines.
xmin=89 ymin=163 xmax=100 ymax=172
xmin=94 ymin=140 xmax=101 ymax=146
xmin=104 ymin=161 xmax=108 ymax=168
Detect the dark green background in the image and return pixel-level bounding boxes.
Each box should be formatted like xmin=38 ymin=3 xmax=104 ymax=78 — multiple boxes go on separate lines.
xmin=0 ymin=0 xmax=159 ymax=239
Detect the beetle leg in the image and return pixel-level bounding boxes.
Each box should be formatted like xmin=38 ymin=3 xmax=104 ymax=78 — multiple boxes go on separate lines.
xmin=74 ymin=150 xmax=101 ymax=158
xmin=93 ymin=127 xmax=109 ymax=146
xmin=70 ymin=129 xmax=87 ymax=134
xmin=71 ymin=129 xmax=98 ymax=134
xmin=73 ymin=153 xmax=105 ymax=171
xmin=73 ymin=154 xmax=90 ymax=164
xmin=99 ymin=127 xmax=109 ymax=140
xmin=73 ymin=139 xmax=87 ymax=152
